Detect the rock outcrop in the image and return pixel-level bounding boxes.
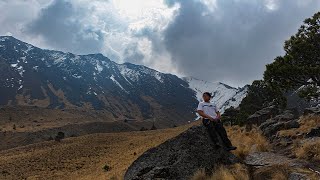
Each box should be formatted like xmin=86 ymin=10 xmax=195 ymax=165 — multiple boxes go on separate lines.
xmin=124 ymin=126 xmax=239 ymax=180
xmin=259 ymin=110 xmax=300 ymax=138
xmin=246 ymin=106 xmax=279 ymax=130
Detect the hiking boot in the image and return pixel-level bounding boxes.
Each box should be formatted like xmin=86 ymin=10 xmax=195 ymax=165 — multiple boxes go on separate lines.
xmin=225 ymin=146 xmax=237 ymax=151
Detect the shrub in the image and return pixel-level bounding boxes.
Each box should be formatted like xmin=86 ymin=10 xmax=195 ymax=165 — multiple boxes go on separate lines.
xmin=54 ymin=132 xmax=65 ymax=142
xmin=103 ymin=164 xmax=111 ymax=172
xmin=150 ymin=123 xmax=157 ymax=130
xmin=295 ymin=140 xmax=320 ymax=161
xmin=140 ymin=127 xmax=148 ymax=131
xmin=227 ymin=126 xmax=270 ymax=159
xmin=253 ymin=164 xmax=291 ymax=180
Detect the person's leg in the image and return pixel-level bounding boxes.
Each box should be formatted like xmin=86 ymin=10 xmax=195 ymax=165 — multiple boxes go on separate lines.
xmin=214 ymin=121 xmax=233 ymax=147
xmin=202 ymin=119 xmax=220 ymax=145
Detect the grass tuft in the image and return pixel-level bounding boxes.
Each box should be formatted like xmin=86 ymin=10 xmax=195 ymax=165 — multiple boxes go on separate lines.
xmin=278 ymin=115 xmax=320 ymax=138
xmin=295 ymin=139 xmax=320 ymax=161
xmin=191 ymin=164 xmax=249 ymax=180
xmin=226 ymin=126 xmax=270 ymax=159
xmin=253 ymin=164 xmax=291 ymax=180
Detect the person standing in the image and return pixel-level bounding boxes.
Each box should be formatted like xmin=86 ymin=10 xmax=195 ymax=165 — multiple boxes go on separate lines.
xmin=197 ymin=92 xmax=237 ymax=151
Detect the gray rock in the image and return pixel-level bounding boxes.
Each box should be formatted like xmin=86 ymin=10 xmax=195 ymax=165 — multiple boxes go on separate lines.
xmin=304 ymin=107 xmax=320 ymax=115
xmin=124 ymin=126 xmax=239 ymax=180
xmin=285 ymin=120 xmax=300 ymax=129
xmin=289 ymin=172 xmax=308 ymax=180
xmin=272 ymin=110 xmax=296 ymax=122
xmin=306 ymin=127 xmax=320 ymax=138
xmin=247 ymin=106 xmax=279 ymax=126
xmin=245 ymin=152 xmax=294 ymax=167
xmin=260 ymin=120 xmax=277 ymax=131
xmin=262 ymin=122 xmax=286 ymax=137
xmin=261 ymin=120 xmax=299 ymax=137
xmin=258 ymin=109 xmax=300 ymax=137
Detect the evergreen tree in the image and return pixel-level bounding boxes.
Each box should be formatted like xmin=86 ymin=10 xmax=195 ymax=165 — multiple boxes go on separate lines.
xmin=264 ymin=12 xmax=320 ymax=100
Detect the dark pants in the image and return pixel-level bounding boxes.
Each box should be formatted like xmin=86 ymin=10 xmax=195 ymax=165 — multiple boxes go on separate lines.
xmin=202 ymin=119 xmax=233 ymax=147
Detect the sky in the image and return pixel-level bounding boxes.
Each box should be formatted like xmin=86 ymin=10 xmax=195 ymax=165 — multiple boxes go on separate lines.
xmin=1 ymin=0 xmax=320 ymax=87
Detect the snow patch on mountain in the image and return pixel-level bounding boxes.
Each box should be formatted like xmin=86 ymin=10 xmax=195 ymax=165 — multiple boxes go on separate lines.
xmin=220 ymin=86 xmax=248 ymax=112
xmin=154 ymin=72 xmax=164 ymax=83
xmin=11 ymin=63 xmax=18 ymax=68
xmin=72 ymin=74 xmax=82 ymax=79
xmin=95 ymin=61 xmax=104 ymax=73
xmin=0 ymin=37 xmax=9 ymax=41
xmin=183 ymin=77 xmax=247 ymax=113
xmin=24 ymin=44 xmax=34 ymax=54
xmin=51 ymin=52 xmax=67 ymax=64
xmin=110 ymin=75 xmax=128 ymax=93
xmin=117 ymin=64 xmax=140 ymax=82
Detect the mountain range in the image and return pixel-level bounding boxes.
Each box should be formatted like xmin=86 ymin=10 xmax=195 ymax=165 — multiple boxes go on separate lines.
xmin=0 ymin=36 xmax=247 ymax=125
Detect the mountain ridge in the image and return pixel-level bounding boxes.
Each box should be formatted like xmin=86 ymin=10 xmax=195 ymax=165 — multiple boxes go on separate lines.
xmin=0 ymin=36 xmax=247 ymax=125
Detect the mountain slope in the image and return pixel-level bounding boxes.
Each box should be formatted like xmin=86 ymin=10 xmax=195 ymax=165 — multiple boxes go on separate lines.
xmin=184 ymin=77 xmax=248 ymax=112
xmin=0 ymin=36 xmax=198 ymax=125
xmin=0 ymin=36 xmax=247 ymax=125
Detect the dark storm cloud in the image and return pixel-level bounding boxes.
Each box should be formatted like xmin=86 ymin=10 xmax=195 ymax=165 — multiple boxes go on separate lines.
xmin=25 ymin=0 xmax=105 ymax=54
xmin=162 ymin=0 xmax=320 ymax=86
xmin=134 ymin=27 xmax=167 ymax=55
xmin=123 ymin=42 xmax=145 ymax=64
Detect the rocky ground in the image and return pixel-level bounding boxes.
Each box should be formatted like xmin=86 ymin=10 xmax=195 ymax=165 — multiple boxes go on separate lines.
xmin=126 ymin=107 xmax=320 ymax=180
xmin=244 ymin=106 xmax=320 ymax=180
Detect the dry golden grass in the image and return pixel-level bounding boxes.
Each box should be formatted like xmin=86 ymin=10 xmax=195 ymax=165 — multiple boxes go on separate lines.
xmin=278 ymin=115 xmax=320 ymax=138
xmin=295 ymin=139 xmax=320 ymax=161
xmin=191 ymin=169 xmax=207 ymax=180
xmin=191 ymin=163 xmax=249 ymax=180
xmin=278 ymin=115 xmax=320 ymax=161
xmin=226 ymin=126 xmax=270 ymax=159
xmin=0 ymin=123 xmax=195 ymax=180
xmin=253 ymin=164 xmax=291 ymax=180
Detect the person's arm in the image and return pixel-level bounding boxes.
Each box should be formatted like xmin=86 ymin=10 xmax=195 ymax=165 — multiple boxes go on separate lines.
xmin=216 ymin=111 xmax=221 ymax=119
xmin=197 ymin=110 xmax=214 ymax=120
xmin=215 ymin=105 xmax=221 ymax=120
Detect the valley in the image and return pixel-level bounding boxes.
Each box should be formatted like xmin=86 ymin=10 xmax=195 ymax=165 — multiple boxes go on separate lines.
xmin=0 ymin=122 xmax=195 ymax=180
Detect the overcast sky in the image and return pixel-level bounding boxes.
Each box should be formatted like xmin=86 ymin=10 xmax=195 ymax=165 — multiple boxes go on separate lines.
xmin=1 ymin=0 xmax=320 ymax=87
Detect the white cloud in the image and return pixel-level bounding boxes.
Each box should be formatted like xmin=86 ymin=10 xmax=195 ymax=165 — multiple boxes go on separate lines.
xmin=264 ymin=0 xmax=278 ymax=11
xmin=1 ymin=0 xmax=320 ymax=86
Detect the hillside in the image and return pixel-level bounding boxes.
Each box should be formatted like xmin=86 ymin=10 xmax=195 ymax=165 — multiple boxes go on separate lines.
xmin=0 ymin=36 xmax=247 ymax=125
xmin=1 ymin=114 xmax=319 ymax=180
xmin=0 ymin=123 xmax=196 ymax=180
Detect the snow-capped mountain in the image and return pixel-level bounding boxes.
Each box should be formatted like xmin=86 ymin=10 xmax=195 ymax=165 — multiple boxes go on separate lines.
xmin=0 ymin=36 xmax=247 ymax=124
xmin=183 ymin=77 xmax=248 ymax=113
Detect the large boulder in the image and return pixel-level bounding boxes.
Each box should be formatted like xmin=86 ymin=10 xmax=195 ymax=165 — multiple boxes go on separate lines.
xmin=124 ymin=126 xmax=239 ymax=180
xmin=259 ymin=110 xmax=300 ymax=138
xmin=261 ymin=120 xmax=300 ymax=138
xmin=272 ymin=110 xmax=298 ymax=122
xmin=246 ymin=106 xmax=279 ymax=130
